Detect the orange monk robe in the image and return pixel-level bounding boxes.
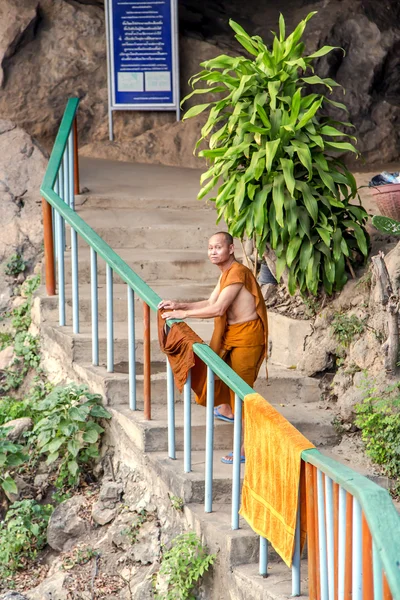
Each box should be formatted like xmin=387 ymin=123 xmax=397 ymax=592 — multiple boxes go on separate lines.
xmin=195 ymin=261 xmax=268 ymax=412
xmin=157 ymin=261 xmax=268 ymax=407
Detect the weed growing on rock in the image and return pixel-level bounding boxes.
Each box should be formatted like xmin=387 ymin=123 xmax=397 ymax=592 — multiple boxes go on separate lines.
xmin=31 ymin=384 xmax=111 ymax=490
xmin=122 ymin=509 xmax=148 ymax=544
xmin=169 ymin=494 xmax=184 ymax=512
xmin=331 ymin=312 xmax=366 ymax=346
xmin=0 ymin=332 xmax=13 ymax=351
xmin=0 ymin=426 xmax=27 ymax=495
xmin=0 ymin=499 xmax=53 ymax=578
xmin=355 ymin=380 xmax=400 ymax=493
xmin=154 ymin=532 xmax=216 ymax=600
xmin=62 ymin=546 xmax=99 ymax=570
xmin=5 ymin=254 xmax=26 ymax=277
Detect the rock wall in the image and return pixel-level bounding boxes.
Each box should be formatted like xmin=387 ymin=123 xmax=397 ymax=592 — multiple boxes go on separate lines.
xmin=0 ymin=121 xmax=47 ymax=312
xmin=0 ymin=0 xmax=399 ymax=166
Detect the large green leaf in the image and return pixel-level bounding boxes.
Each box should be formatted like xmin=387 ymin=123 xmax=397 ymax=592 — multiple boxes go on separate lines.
xmin=296 ymin=97 xmax=322 ymax=130
xmin=183 ymin=103 xmax=212 ymax=121
xmin=343 ymin=220 xmax=368 ymax=256
xmin=265 ymin=139 xmax=280 ymax=172
xmin=295 ymin=181 xmax=318 ymax=223
xmin=1 ymin=476 xmax=17 ymax=495
xmin=306 ymin=46 xmax=342 ymax=59
xmin=286 ymin=236 xmax=302 ymax=266
xmin=272 ymin=174 xmax=285 ymax=227
xmin=234 ymin=178 xmax=246 ymax=214
xmin=254 ymin=185 xmax=271 ymax=234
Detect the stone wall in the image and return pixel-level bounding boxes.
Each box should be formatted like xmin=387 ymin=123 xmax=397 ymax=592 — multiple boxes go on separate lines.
xmin=0 ymin=0 xmax=399 ymax=166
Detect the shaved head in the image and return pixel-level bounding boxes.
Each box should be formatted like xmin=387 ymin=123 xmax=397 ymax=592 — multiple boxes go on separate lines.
xmin=209 ymin=231 xmax=233 ymax=246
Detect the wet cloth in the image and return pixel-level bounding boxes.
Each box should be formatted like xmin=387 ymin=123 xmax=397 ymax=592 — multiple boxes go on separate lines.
xmin=239 ymin=393 xmax=315 ymax=567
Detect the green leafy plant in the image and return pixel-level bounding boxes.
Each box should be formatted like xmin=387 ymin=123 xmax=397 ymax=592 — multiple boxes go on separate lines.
xmin=62 ymin=546 xmax=99 ymax=570
xmin=355 ymin=380 xmax=400 ymax=491
xmin=8 ymin=274 xmax=40 ymax=333
xmin=331 ymin=312 xmax=366 ymax=346
xmin=0 ymin=499 xmax=53 ymax=577
xmin=183 ymin=13 xmax=369 ymax=295
xmin=169 ymin=494 xmax=184 ymax=512
xmin=0 ymin=332 xmax=13 ymax=351
xmin=0 ymin=427 xmax=27 ymax=495
xmin=0 ymin=332 xmax=41 ymax=394
xmin=372 ymin=215 xmax=400 ymax=236
xmin=5 ymin=254 xmax=26 ymax=277
xmin=122 ymin=509 xmax=149 ymax=544
xmin=31 ymin=384 xmax=111 ymax=490
xmin=154 ymin=532 xmax=216 ymax=600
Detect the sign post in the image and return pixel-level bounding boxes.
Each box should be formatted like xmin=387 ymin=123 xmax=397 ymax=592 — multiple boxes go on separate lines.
xmin=105 ymin=0 xmax=180 ymax=141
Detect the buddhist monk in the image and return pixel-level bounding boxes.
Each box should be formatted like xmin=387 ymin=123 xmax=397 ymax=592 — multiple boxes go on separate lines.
xmin=159 ymin=232 xmax=268 ymax=463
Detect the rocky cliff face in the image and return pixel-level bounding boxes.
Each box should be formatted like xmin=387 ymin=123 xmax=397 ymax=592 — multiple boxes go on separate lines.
xmin=0 ymin=0 xmax=399 ymax=166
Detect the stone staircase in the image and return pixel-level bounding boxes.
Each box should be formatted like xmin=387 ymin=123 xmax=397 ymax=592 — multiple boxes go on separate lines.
xmin=35 ymin=157 xmax=341 ymax=598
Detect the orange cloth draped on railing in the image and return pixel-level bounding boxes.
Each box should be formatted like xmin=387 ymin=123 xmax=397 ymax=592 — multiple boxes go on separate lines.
xmin=240 ymin=393 xmax=315 ymax=567
xmin=157 ymin=311 xmax=206 ymax=395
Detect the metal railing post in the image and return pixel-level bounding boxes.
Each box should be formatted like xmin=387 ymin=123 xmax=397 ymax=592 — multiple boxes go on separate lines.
xmin=317 ymin=469 xmax=328 ymax=600
xmin=231 ymin=393 xmax=242 ymax=530
xmin=127 ymin=286 xmax=136 ymax=410
xmin=205 ymin=366 xmax=215 ymax=513
xmin=71 ymin=225 xmax=79 ymax=334
xmin=106 ymin=264 xmax=114 ymax=372
xmin=68 ymin=130 xmax=75 ymax=210
xmin=143 ymin=302 xmax=151 ymax=420
xmin=56 ymin=209 xmax=65 ymax=326
xmin=352 ymin=498 xmax=363 ymax=600
xmin=90 ymin=248 xmax=99 ymax=366
xmin=325 ymin=476 xmax=334 ymax=600
xmin=338 ymin=486 xmax=347 ymax=600
xmin=167 ymin=356 xmax=176 ymax=459
xmin=42 ymin=198 xmax=55 ymax=296
xmin=73 ymin=117 xmax=80 ymax=195
xmin=259 ymin=537 xmax=268 ymax=577
xmin=292 ymin=488 xmax=301 ymax=596
xmin=184 ymin=370 xmax=192 ymax=473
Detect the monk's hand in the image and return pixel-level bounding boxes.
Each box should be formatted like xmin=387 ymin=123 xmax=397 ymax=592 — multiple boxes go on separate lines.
xmin=158 ymin=299 xmax=178 ymax=310
xmin=161 ymin=310 xmax=187 ymax=320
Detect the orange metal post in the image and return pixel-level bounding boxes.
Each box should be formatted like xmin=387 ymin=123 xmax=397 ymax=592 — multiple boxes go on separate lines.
xmin=306 ymin=463 xmax=318 ymax=600
xmin=362 ymin=513 xmax=373 ymax=600
xmin=143 ymin=302 xmax=151 ymax=420
xmin=333 ymin=483 xmax=339 ymax=600
xmin=41 ymin=197 xmax=56 ymax=296
xmin=383 ymin=573 xmax=392 ymax=600
xmin=313 ymin=466 xmax=321 ymax=600
xmin=73 ymin=117 xmax=80 ymax=195
xmin=344 ymin=494 xmax=353 ymax=600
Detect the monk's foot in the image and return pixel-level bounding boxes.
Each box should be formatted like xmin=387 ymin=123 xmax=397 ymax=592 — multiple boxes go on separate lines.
xmin=221 ymin=452 xmax=245 ymax=464
xmin=214 ymin=404 xmax=234 ymax=422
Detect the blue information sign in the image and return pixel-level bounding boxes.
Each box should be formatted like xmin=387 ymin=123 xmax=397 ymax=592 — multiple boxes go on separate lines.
xmin=105 ymin=0 xmax=179 ymax=139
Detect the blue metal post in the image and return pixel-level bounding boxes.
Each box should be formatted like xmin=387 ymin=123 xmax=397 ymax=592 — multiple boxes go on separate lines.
xmin=167 ymin=356 xmax=176 ymax=460
xmin=68 ymin=131 xmax=74 ymax=210
xmin=184 ymin=369 xmax=192 ymax=473
xmin=90 ymin=248 xmax=99 ymax=366
xmin=292 ymin=488 xmax=301 ymax=596
xmin=231 ymin=393 xmax=242 ymax=530
xmin=56 ymin=210 xmax=65 ymax=326
xmin=106 ymin=264 xmax=114 ymax=372
xmin=58 ymin=161 xmax=66 ymax=252
xmin=127 ymin=286 xmax=136 ymax=410
xmin=71 ymin=226 xmax=79 ymax=334
xmin=325 ymin=476 xmax=335 ymax=600
xmin=63 ymin=146 xmax=69 ymax=207
xmin=317 ymin=469 xmax=328 ymax=600
xmin=372 ymin=542 xmax=383 ymax=600
xmin=259 ymin=537 xmax=268 ymax=577
xmin=338 ymin=486 xmax=346 ymax=600
xmin=205 ymin=366 xmax=215 ymax=513
xmin=352 ymin=497 xmax=363 ymax=600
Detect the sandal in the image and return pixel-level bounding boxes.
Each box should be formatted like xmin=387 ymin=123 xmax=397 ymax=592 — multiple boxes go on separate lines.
xmin=221 ymin=452 xmax=245 ymax=464
xmin=214 ymin=406 xmax=234 ymax=423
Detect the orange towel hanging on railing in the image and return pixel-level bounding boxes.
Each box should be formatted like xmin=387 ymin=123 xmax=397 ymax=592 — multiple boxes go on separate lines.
xmin=240 ymin=393 xmax=315 ymax=567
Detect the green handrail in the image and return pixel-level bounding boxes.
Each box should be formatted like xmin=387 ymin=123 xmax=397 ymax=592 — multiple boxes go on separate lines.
xmin=41 ymin=98 xmax=400 ymax=596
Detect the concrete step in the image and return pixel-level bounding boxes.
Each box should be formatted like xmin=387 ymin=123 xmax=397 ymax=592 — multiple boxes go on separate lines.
xmin=70 ymin=360 xmax=321 ymax=408
xmin=37 ymin=281 xmax=215 ymax=323
xmin=106 ymin=397 xmax=336 ymax=456
xmin=73 ymin=208 xmax=217 ymax=249
xmin=62 ymin=248 xmax=217 ymax=283
xmin=231 ymin=561 xmax=309 ymax=600
xmin=40 ymin=319 xmax=213 ymax=365
xmin=78 ymin=157 xmax=209 ymax=211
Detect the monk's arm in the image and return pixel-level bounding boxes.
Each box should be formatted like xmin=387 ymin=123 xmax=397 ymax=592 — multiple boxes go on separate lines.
xmin=158 ymin=280 xmax=220 ymax=311
xmin=161 ymin=283 xmax=242 ymax=320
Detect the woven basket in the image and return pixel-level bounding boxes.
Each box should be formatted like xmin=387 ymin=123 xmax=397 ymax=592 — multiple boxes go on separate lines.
xmin=369 ymin=183 xmax=400 ymax=221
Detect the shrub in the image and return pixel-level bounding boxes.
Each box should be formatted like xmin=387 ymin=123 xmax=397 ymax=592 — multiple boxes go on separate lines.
xmin=183 ymin=13 xmax=369 ymax=295
xmin=331 ymin=312 xmax=366 ymax=346
xmin=0 ymin=427 xmax=27 ymax=495
xmin=155 ymin=532 xmax=216 ymax=600
xmin=31 ymin=384 xmax=111 ymax=490
xmin=355 ymin=380 xmax=400 ymax=489
xmin=0 ymin=499 xmax=53 ymax=577
xmin=5 ymin=254 xmax=26 ymax=277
